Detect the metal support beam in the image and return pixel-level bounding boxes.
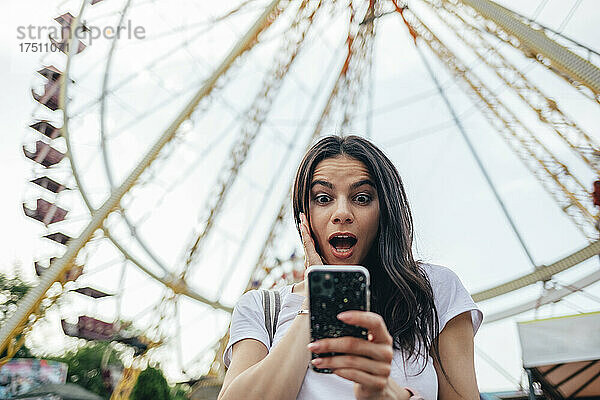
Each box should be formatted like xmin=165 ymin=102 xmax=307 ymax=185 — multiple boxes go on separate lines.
xmin=457 ymin=0 xmax=600 ymax=99
xmin=474 ymin=239 xmax=600 ymax=302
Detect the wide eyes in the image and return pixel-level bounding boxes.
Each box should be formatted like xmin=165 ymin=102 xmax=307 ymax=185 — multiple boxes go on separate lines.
xmin=314 ymin=194 xmax=331 ymax=205
xmin=354 ymin=194 xmax=372 ymax=205
xmin=313 ymin=193 xmax=372 ymax=205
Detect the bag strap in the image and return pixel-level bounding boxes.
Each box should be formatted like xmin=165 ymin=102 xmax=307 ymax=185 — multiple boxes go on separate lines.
xmin=261 ymin=289 xmax=281 ymax=347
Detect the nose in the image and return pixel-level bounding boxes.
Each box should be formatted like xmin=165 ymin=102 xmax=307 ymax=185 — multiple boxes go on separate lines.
xmin=331 ymin=199 xmax=353 ymax=224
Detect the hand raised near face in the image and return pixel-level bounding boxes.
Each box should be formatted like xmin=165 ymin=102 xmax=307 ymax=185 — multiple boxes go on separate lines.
xmin=299 ymin=212 xmax=324 ymax=269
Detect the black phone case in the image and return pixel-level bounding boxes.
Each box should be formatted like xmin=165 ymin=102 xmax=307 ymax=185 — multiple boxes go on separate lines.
xmin=308 ymin=269 xmax=370 ymax=373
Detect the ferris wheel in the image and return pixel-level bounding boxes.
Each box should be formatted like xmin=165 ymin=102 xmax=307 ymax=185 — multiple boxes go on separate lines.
xmin=3 ymin=0 xmax=600 ymax=397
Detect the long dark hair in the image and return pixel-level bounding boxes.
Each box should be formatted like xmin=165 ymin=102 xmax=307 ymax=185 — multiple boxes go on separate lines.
xmin=292 ymin=134 xmax=445 ymax=378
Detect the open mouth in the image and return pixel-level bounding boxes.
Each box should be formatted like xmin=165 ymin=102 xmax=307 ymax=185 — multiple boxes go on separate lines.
xmin=328 ymin=234 xmax=358 ymax=259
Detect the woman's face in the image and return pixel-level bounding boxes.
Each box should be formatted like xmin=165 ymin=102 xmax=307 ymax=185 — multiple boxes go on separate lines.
xmin=308 ymin=155 xmax=380 ymax=265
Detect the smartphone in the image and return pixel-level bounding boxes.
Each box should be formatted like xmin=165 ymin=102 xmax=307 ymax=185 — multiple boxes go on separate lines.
xmin=306 ymin=265 xmax=371 ymax=373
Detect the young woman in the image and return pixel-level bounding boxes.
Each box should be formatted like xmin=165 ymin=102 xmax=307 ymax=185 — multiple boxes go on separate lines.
xmin=218 ymin=135 xmax=483 ymax=400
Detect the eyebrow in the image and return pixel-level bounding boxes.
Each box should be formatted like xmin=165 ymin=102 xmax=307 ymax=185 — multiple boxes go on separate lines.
xmin=310 ymin=179 xmax=375 ymax=191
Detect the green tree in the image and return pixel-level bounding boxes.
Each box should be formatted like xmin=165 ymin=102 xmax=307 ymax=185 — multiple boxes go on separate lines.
xmin=51 ymin=341 xmax=123 ymax=399
xmin=131 ymin=366 xmax=171 ymax=400
xmin=0 ymin=273 xmax=31 ymax=324
xmin=1 ymin=271 xmax=177 ymax=399
xmin=13 ymin=345 xmax=34 ymax=358
xmin=0 ymin=272 xmax=33 ymax=359
xmin=170 ymin=384 xmax=191 ymax=400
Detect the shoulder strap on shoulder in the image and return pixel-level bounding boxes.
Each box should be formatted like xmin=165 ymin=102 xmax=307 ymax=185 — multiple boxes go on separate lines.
xmin=261 ymin=289 xmax=281 ymax=347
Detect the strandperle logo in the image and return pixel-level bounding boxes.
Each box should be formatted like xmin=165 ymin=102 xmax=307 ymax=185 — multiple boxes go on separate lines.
xmin=16 ymin=19 xmax=146 ymax=46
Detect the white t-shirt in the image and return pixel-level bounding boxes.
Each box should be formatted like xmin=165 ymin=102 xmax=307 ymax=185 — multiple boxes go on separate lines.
xmin=223 ymin=263 xmax=483 ymax=400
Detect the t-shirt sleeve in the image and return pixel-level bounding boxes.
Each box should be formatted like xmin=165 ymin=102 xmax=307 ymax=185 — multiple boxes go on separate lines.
xmin=223 ymin=290 xmax=269 ymax=368
xmin=425 ymin=264 xmax=483 ymax=335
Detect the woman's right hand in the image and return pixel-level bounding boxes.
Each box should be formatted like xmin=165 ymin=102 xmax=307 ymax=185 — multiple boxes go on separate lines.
xmin=298 ymin=212 xmax=323 ymax=301
xmin=299 ymin=212 xmax=324 ymax=269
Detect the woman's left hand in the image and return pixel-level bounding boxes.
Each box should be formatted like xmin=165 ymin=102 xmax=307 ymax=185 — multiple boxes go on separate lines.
xmin=307 ymin=311 xmax=408 ymax=400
